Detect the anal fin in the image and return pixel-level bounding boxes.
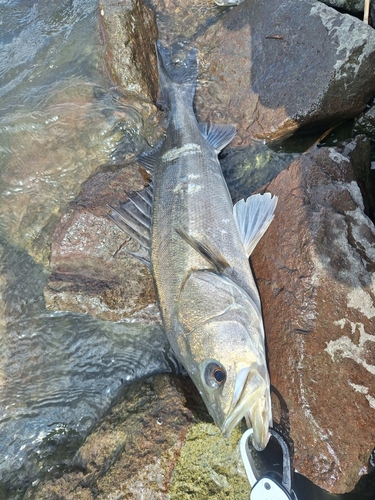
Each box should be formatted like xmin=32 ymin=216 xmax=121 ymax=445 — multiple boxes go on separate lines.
xmin=233 ymin=193 xmax=278 ymax=257
xmin=107 ymin=186 xmax=153 ymax=268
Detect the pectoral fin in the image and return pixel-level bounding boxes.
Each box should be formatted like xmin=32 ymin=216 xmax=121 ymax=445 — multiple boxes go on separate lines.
xmin=107 ymin=185 xmax=153 ymax=268
xmin=233 ymin=193 xmax=278 ymax=257
xmin=175 ymin=228 xmax=229 ymax=273
xmin=199 ymin=122 xmax=236 ymax=154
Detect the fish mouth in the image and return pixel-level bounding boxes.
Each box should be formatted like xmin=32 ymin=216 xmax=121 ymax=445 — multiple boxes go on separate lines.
xmin=221 ymin=368 xmax=271 ymax=449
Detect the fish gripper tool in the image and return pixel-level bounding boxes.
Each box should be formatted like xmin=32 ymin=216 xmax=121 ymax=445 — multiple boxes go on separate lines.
xmin=239 ymin=427 xmax=299 ymax=500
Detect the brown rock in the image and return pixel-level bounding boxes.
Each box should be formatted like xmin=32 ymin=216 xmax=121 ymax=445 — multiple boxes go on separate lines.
xmin=0 ymin=88 xmax=116 ymax=266
xmin=25 ymin=375 xmax=249 ymax=500
xmin=101 ymin=0 xmax=375 ymax=147
xmin=251 ymin=137 xmax=375 ymax=493
xmin=99 ymin=0 xmax=158 ymax=101
xmin=192 ymin=0 xmax=375 ymax=144
xmin=44 ymin=163 xmax=157 ymax=322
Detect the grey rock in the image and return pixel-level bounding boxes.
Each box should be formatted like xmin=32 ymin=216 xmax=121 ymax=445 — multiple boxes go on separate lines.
xmin=194 ymin=0 xmax=375 ymax=143
xmin=319 ymin=0 xmax=364 ymax=13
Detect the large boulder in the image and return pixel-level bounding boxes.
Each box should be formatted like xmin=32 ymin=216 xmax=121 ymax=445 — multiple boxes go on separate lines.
xmin=251 ymin=136 xmax=375 ymax=493
xmin=193 ymin=0 xmax=375 ymax=144
xmin=320 ymin=0 xmax=364 ymax=13
xmin=99 ymin=0 xmax=375 ymax=146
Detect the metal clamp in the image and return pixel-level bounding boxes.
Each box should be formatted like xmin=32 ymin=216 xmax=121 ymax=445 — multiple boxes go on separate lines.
xmin=240 ymin=428 xmax=298 ymax=500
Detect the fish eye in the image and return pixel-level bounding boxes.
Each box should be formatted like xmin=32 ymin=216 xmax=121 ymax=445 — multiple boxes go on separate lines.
xmin=204 ymin=362 xmax=226 ymax=389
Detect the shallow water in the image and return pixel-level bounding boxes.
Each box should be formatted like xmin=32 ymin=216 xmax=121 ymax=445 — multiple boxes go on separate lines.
xmin=0 ymin=0 xmax=170 ymax=494
xmin=0 ymin=0 xmax=374 ymax=498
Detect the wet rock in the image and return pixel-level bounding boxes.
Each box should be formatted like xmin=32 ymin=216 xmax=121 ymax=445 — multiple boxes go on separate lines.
xmin=44 ymin=162 xmax=157 ymax=322
xmin=251 ymin=136 xmax=375 ymax=493
xmin=99 ymin=0 xmax=158 ymax=101
xmin=102 ymin=0 xmax=375 ymax=146
xmin=25 ymin=375 xmax=249 ymax=500
xmin=0 ymin=87 xmax=118 ymax=266
xmin=150 ymin=0 xmax=227 ymax=44
xmin=354 ymin=103 xmax=375 ymax=137
xmin=192 ymin=0 xmax=375 ymax=144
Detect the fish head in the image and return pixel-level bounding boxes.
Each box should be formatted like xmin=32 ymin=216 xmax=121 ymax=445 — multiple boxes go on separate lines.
xmin=176 ymin=271 xmax=272 ymax=450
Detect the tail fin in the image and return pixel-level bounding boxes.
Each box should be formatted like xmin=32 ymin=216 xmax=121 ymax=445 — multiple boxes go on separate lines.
xmin=156 ymin=41 xmax=198 ymax=108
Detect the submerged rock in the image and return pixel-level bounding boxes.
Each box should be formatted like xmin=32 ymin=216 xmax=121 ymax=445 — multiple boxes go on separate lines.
xmin=0 ymin=88 xmax=118 ymax=266
xmin=251 ymin=136 xmax=375 ymax=493
xmin=25 ymin=375 xmax=249 ymax=500
xmin=44 ymin=162 xmax=157 ymax=322
xmin=99 ymin=0 xmax=158 ymax=101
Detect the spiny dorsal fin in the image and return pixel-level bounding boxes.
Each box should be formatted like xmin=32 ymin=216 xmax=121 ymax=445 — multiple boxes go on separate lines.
xmin=175 ymin=228 xmax=229 ymax=273
xmin=136 ymin=150 xmax=158 ymax=173
xmin=107 ymin=186 xmax=153 ymax=268
xmin=233 ymin=193 xmax=278 ymax=257
xmin=136 ymin=136 xmax=165 ymax=174
xmin=199 ymin=122 xmax=236 ymax=154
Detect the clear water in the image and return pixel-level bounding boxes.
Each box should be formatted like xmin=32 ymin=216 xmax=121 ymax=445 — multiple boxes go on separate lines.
xmin=0 ymin=0 xmax=171 ymax=494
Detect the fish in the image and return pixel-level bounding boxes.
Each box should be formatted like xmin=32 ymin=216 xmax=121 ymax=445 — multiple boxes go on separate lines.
xmin=108 ymin=41 xmax=277 ymax=451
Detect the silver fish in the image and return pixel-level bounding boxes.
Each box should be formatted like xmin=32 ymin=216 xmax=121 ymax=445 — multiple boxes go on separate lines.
xmin=108 ymin=41 xmax=277 ymax=450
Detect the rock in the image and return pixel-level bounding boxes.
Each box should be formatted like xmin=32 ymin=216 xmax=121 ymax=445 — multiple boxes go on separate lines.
xmin=320 ymin=0 xmax=364 ymax=13
xmin=101 ymin=0 xmax=375 ymax=146
xmin=0 ymin=87 xmax=119 ymax=266
xmin=99 ymin=0 xmax=158 ymax=101
xmin=150 ymin=0 xmax=228 ymax=44
xmin=25 ymin=375 xmax=249 ymax=500
xmin=192 ymin=0 xmax=375 ymax=144
xmin=251 ymin=136 xmax=375 ymax=493
xmin=44 ymin=162 xmax=157 ymax=322
xmin=98 ymin=0 xmax=164 ymax=154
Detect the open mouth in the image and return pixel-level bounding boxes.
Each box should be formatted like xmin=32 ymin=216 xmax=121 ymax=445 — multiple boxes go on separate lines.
xmin=221 ymin=369 xmax=269 ymax=437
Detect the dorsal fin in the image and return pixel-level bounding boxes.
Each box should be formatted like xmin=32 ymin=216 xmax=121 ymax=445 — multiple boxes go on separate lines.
xmin=233 ymin=193 xmax=277 ymax=257
xmin=136 ymin=150 xmax=158 ymax=173
xmin=199 ymin=122 xmax=236 ymax=153
xmin=107 ymin=186 xmax=153 ymax=268
xmin=175 ymin=228 xmax=229 ymax=273
xmin=136 ymin=136 xmax=165 ymax=174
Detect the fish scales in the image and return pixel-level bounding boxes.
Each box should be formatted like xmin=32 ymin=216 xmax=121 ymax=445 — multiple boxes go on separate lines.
xmin=152 ymin=114 xmax=249 ymax=324
xmin=108 ymin=42 xmax=277 ymax=451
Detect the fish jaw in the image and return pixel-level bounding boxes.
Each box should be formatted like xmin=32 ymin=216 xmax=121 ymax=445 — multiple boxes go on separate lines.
xmin=246 ymin=394 xmax=272 ymax=451
xmin=218 ymin=369 xmax=272 ymax=450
